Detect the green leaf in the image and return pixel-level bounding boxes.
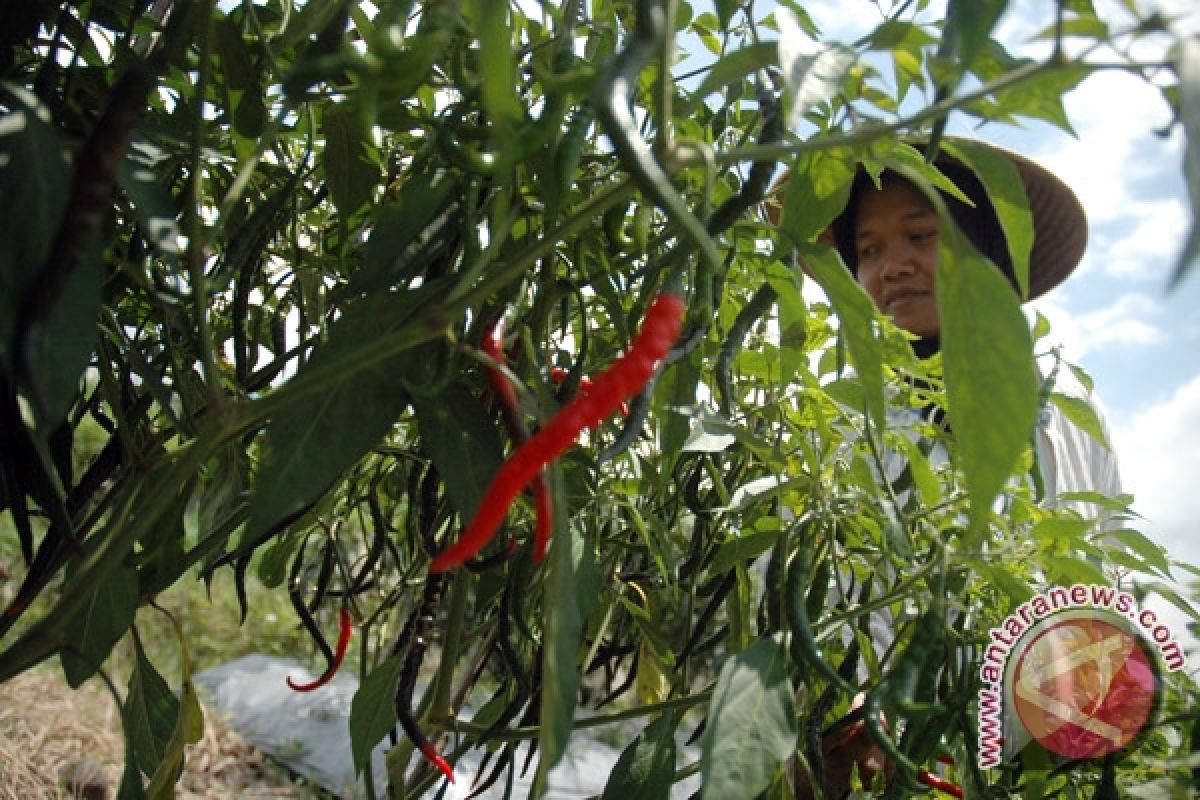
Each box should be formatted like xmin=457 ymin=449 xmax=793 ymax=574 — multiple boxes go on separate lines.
xmin=125 ymin=637 xmax=181 ymax=778
xmin=536 ymin=482 xmax=598 ymax=789
xmin=777 ymin=20 xmax=855 ymax=127
xmin=322 ymin=102 xmax=379 ymax=218
xmin=0 ymin=86 xmax=68 ymax=354
xmin=116 ymin=139 xmax=183 ymax=268
xmin=700 ymin=635 xmax=798 ymax=799
xmin=23 ymin=243 xmax=103 ymax=423
xmin=681 ymin=409 xmax=738 ymax=453
xmin=936 ymin=207 xmax=1037 ymax=539
xmin=61 ymin=561 xmax=139 ymax=687
xmin=895 ymin=436 xmax=942 ymax=508
xmin=800 ymin=243 xmax=886 ymax=429
xmin=412 ymin=383 xmax=504 ymax=522
xmin=976 ymin=64 xmax=1090 ymax=133
xmin=243 ymin=289 xmax=424 ymax=544
xmin=694 ymin=42 xmax=777 ymax=99
xmin=1048 ymin=391 xmax=1110 ymax=450
xmin=348 ymin=170 xmax=459 ymax=296
xmin=350 ymin=654 xmax=405 ymax=774
xmin=709 ymin=527 xmax=781 ymax=576
xmin=603 ymin=714 xmax=677 ymax=800
xmin=949 ymin=0 xmax=1006 ymax=71
xmin=1107 ymin=529 xmax=1171 ymax=576
xmin=214 ymin=14 xmax=258 ymax=91
xmin=141 ymin=591 xmax=204 ymax=800
xmin=146 ymin=680 xmax=203 ymax=800
xmin=116 ymin=752 xmax=149 ymax=800
xmin=1169 ymin=36 xmax=1200 ymax=289
xmin=943 ymin=139 xmax=1034 ymax=299
xmin=778 ymin=148 xmax=855 ymax=243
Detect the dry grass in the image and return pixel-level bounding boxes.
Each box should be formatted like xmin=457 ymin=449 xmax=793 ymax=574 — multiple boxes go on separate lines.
xmin=0 ymin=668 xmax=315 ymax=800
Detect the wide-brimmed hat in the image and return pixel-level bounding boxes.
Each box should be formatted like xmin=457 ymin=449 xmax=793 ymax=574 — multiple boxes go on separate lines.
xmin=766 ymin=139 xmax=1088 ymax=300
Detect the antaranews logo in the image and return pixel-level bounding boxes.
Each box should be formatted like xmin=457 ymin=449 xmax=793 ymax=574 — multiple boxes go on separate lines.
xmin=977 ymin=583 xmax=1186 ymax=768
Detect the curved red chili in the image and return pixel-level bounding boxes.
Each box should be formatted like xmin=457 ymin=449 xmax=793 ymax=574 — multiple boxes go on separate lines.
xmin=286 ymin=606 xmax=353 ymax=692
xmin=917 ymin=769 xmax=963 ymax=798
xmin=431 ymin=293 xmax=685 ymax=572
xmin=419 ymin=741 xmax=456 ymax=784
xmin=481 ymin=315 xmax=555 ymax=564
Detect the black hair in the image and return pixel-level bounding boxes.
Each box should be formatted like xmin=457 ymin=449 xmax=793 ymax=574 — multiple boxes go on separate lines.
xmin=830 ymin=161 xmax=1018 ymax=292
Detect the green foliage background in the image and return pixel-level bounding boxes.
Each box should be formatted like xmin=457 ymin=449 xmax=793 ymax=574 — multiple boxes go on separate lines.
xmin=1 ymin=0 xmax=1198 ymax=797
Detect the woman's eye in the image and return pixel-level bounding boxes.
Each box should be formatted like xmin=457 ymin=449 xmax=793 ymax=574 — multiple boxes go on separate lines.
xmin=858 ymin=244 xmax=879 ymax=260
xmin=912 ymin=230 xmax=938 ymax=244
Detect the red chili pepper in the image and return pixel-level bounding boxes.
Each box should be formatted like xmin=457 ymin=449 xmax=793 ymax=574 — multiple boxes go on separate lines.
xmin=551 ymin=367 xmax=628 ymax=414
xmin=431 ymin=293 xmax=685 ymax=572
xmin=286 ymin=607 xmax=353 ymax=692
xmin=917 ymin=769 xmax=964 ymax=799
xmin=481 ymin=315 xmax=555 ymax=563
xmin=418 ymin=740 xmax=456 ymax=784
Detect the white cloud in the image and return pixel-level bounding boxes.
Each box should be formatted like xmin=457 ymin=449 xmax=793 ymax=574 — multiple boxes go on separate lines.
xmin=1110 ymin=374 xmax=1200 ymax=652
xmin=1094 ymin=198 xmax=1191 ymax=279
xmin=1031 ymin=291 xmax=1167 ymax=358
xmin=1111 ymin=373 xmax=1200 ymax=552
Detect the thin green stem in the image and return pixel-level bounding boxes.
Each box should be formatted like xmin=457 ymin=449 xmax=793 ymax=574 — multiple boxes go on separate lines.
xmin=185 ymin=0 xmax=222 ymax=410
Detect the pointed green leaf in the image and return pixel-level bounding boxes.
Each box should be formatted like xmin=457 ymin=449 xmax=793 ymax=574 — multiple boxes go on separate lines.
xmin=943 ymin=139 xmax=1034 ymax=299
xmin=412 ymin=383 xmax=504 ymax=521
xmin=322 ymin=102 xmax=379 ymax=218
xmin=536 ymin=482 xmax=599 ymax=788
xmin=1048 ymin=391 xmax=1110 ymax=450
xmin=348 ymin=171 xmax=459 ymax=296
xmin=700 ymin=635 xmax=798 ymax=799
xmin=694 ymin=42 xmax=777 ymax=98
xmin=0 ymin=86 xmax=68 ymax=353
xmin=603 ymin=714 xmax=677 ymax=800
xmin=116 ymin=752 xmax=149 ymax=800
xmin=146 ymin=680 xmax=204 ymax=800
xmin=936 ymin=205 xmax=1037 ymax=539
xmin=23 ymin=245 xmax=103 ymax=423
xmin=61 ymin=561 xmax=139 ymax=687
xmin=800 ymin=243 xmax=886 ymax=429
xmin=709 ymin=528 xmax=781 ymax=576
xmin=117 ymin=139 xmax=183 ymax=268
xmin=244 ymin=289 xmax=426 ymax=544
xmin=351 ymin=654 xmax=405 ymax=774
xmin=125 ymin=637 xmax=181 ymax=778
xmin=778 ymin=148 xmax=855 ymax=243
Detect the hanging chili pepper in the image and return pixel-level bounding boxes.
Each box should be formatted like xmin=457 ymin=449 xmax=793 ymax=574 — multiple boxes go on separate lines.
xmin=394 ymin=574 xmax=456 ymax=784
xmin=286 ymin=606 xmax=353 ymax=692
xmin=481 ymin=315 xmax=553 ymax=562
xmin=432 ymin=292 xmax=685 ymax=572
xmin=550 ymin=367 xmax=629 ymax=414
xmin=917 ymin=769 xmax=964 ymax=798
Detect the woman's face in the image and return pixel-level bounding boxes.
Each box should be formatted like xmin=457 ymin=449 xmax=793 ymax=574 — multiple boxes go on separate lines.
xmin=852 ymin=177 xmax=941 ymax=338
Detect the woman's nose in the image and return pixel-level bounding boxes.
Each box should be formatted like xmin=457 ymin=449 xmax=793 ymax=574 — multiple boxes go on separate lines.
xmin=879 ymin=241 xmax=917 ymax=278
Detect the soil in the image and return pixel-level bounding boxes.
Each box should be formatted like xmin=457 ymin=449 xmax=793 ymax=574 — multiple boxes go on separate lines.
xmin=0 ymin=667 xmax=322 ymax=800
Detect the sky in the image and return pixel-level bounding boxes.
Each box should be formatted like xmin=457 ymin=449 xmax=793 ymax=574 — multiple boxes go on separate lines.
xmin=758 ymin=0 xmax=1200 ymax=651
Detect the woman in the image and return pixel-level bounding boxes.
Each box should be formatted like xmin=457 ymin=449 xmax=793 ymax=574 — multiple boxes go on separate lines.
xmin=772 ymin=141 xmax=1123 ymax=796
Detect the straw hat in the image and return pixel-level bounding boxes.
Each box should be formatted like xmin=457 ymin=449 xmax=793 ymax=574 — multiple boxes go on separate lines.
xmin=767 ymin=140 xmax=1088 ymax=300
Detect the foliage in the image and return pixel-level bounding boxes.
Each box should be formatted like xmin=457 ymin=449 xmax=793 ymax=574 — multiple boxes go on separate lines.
xmin=1 ymin=0 xmax=1198 ymax=797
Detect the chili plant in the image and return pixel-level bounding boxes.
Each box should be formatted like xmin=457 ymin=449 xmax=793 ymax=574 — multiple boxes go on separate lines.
xmin=0 ymin=1 xmax=1198 ymax=798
